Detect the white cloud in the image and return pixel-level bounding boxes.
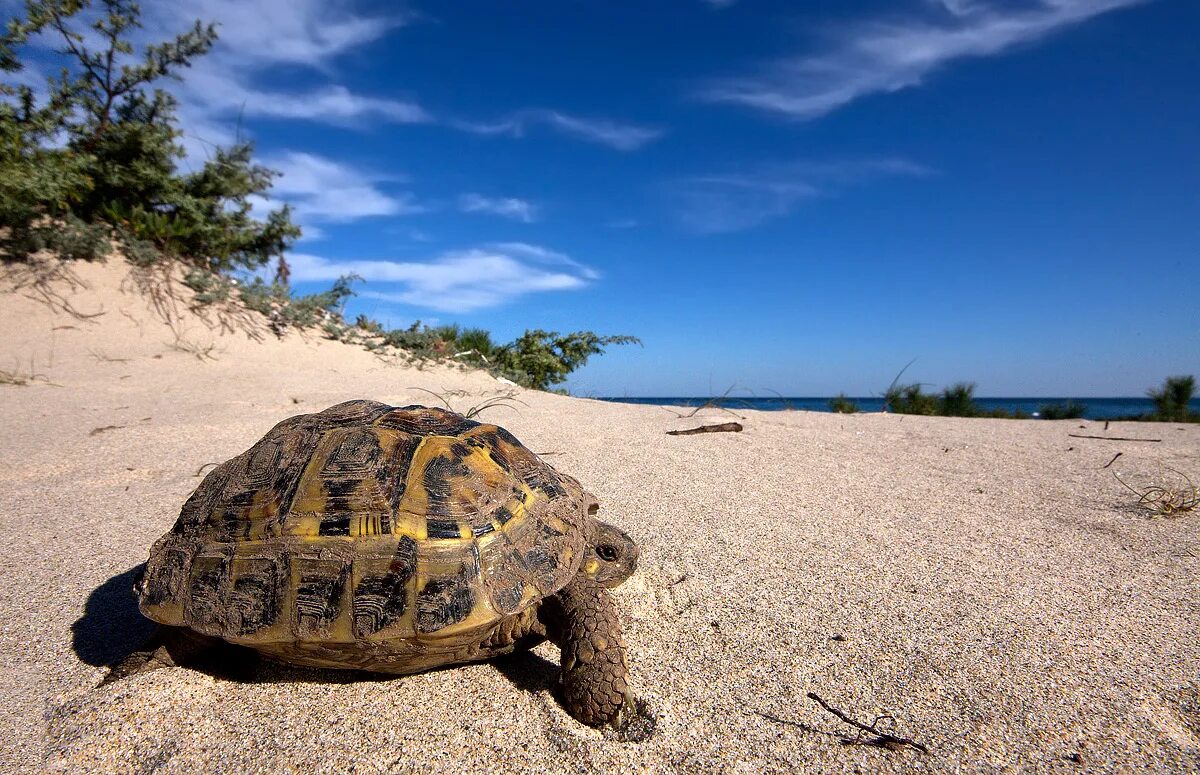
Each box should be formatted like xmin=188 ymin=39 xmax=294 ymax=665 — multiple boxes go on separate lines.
xmin=672 ymin=158 xmax=930 ymax=233
xmin=287 ymin=245 xmax=595 ymax=312
xmin=699 ymin=0 xmax=1146 ymax=119
xmin=487 ymin=241 xmax=601 ymax=280
xmin=458 ymin=193 xmax=539 ymax=223
xmin=155 ymin=0 xmax=408 ymax=66
xmin=134 ymin=0 xmax=430 ymax=143
xmin=454 ymin=109 xmax=665 ymax=151
xmin=258 ymin=151 xmax=423 ymax=223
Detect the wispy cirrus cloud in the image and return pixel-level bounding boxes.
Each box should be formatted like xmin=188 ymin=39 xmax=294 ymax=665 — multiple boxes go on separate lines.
xmin=288 ymin=244 xmax=595 ymax=312
xmin=253 ymin=152 xmax=423 ymax=225
xmin=22 ymin=1 xmax=658 ymax=155
xmin=699 ymin=0 xmax=1146 ymax=119
xmin=157 ymin=0 xmax=413 ymax=66
xmin=137 ymin=0 xmax=429 ymax=156
xmin=671 ymin=158 xmax=930 ymax=233
xmin=458 ymin=193 xmax=539 ymax=223
xmin=454 ymin=109 xmax=665 ymax=151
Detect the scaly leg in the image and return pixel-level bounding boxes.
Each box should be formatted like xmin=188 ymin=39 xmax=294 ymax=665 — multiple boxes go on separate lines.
xmin=543 ymin=576 xmax=636 ymax=727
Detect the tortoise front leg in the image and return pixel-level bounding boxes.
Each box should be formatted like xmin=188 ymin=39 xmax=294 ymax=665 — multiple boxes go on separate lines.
xmin=542 ymin=576 xmax=636 ymax=727
xmin=100 ymin=626 xmax=221 ymax=686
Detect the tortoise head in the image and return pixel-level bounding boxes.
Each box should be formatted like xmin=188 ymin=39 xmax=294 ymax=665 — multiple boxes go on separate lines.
xmin=581 ymin=517 xmax=638 ymax=588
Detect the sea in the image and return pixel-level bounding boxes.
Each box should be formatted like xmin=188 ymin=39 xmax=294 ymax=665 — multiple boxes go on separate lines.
xmin=596 ymin=397 xmax=1199 ymax=421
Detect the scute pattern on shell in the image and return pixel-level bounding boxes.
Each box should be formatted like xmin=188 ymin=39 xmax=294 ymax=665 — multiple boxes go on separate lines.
xmin=138 ymin=401 xmax=593 ymax=654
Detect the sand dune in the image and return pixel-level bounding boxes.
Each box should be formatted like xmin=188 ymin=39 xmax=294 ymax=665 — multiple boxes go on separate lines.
xmin=2 ymin=257 xmax=1197 ymax=773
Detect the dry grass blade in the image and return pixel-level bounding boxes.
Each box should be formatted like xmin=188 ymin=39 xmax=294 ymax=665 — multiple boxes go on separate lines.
xmin=0 ymin=367 xmax=34 ymax=386
xmin=0 ymin=357 xmax=60 ymax=387
xmin=464 ymin=394 xmax=527 ymax=419
xmin=406 ymin=387 xmax=527 ymax=419
xmin=1113 ymin=468 xmax=1200 ymax=518
xmin=167 ymin=332 xmax=220 ymax=361
xmin=5 ymin=257 xmax=105 ymax=322
xmin=88 ymin=348 xmax=130 ymax=363
xmin=406 ymin=386 xmax=455 ymax=411
xmin=660 ymin=384 xmax=748 ymax=420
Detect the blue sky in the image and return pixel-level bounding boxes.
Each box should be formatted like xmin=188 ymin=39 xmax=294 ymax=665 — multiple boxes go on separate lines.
xmin=20 ymin=0 xmax=1200 ymax=395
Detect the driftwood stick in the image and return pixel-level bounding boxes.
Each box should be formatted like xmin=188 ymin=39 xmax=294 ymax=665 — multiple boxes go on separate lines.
xmin=1068 ymin=433 xmax=1161 ymax=443
xmin=667 ymin=422 xmax=744 ymax=436
xmin=806 ymin=692 xmax=929 ymax=754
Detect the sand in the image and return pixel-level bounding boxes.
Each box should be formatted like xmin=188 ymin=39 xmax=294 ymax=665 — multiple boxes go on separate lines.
xmin=1 ymin=257 xmax=1198 ymax=773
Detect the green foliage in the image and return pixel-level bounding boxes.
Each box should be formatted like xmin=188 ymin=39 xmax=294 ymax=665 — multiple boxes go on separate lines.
xmin=493 ymin=330 xmax=640 ymax=390
xmin=182 ymin=267 xmax=233 ymax=305
xmin=884 ymin=383 xmax=939 ymax=415
xmin=454 ymin=328 xmax=496 ymax=363
xmin=4 ymin=213 xmax=111 ymax=260
xmin=828 ymin=394 xmax=859 ymax=414
xmin=381 ymin=320 xmax=449 ymax=358
xmin=354 ymin=314 xmax=383 ymax=334
xmin=235 ymin=277 xmax=284 ymax=317
xmin=280 ymin=275 xmax=357 ymax=328
xmin=0 ymin=0 xmax=298 ymax=267
xmin=939 ymin=382 xmax=979 ymax=417
xmin=1147 ymin=375 xmax=1197 ymax=423
xmin=235 ymin=274 xmax=356 ymax=329
xmin=1038 ymin=400 xmax=1087 ymax=420
xmin=885 ymin=380 xmax=1007 ymax=418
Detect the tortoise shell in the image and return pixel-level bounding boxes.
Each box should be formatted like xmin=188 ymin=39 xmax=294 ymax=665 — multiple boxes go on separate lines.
xmin=137 ymin=400 xmax=594 ymax=648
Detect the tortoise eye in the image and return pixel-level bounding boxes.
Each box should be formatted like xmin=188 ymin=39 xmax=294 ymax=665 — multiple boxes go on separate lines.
xmin=596 ymin=544 xmax=618 ymax=562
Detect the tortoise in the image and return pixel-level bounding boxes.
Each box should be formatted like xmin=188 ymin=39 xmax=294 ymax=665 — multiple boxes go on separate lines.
xmin=110 ymin=400 xmax=640 ymax=727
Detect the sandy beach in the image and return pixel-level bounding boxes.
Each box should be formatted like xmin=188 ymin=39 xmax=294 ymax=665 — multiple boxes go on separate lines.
xmin=2 ymin=257 xmax=1198 ymax=773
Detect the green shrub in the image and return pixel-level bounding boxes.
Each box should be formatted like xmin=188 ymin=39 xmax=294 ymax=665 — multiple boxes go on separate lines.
xmin=939 ymin=382 xmax=979 ymax=417
xmin=3 ymin=213 xmax=111 ymax=261
xmin=1147 ymin=375 xmax=1197 ymax=423
xmin=381 ymin=321 xmax=448 ymax=358
xmin=1039 ymin=400 xmax=1087 ymax=420
xmin=828 ymin=394 xmax=859 ymax=414
xmin=884 ymin=383 xmax=939 ymax=415
xmin=0 ymin=0 xmax=298 ymax=268
xmin=183 ymin=268 xmax=233 ymax=305
xmin=280 ymin=275 xmax=357 ymax=328
xmin=884 ymin=380 xmax=1014 ymax=418
xmin=355 ymin=314 xmax=383 ymax=334
xmin=494 ymin=330 xmax=640 ymax=391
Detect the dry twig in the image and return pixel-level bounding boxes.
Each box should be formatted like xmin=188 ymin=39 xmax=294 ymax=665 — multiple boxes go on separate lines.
xmin=805 ymin=692 xmax=929 ymax=754
xmin=1069 ymin=433 xmax=1161 ymax=443
xmin=666 ymin=422 xmax=743 ymax=436
xmin=88 ymin=348 xmax=130 ymax=363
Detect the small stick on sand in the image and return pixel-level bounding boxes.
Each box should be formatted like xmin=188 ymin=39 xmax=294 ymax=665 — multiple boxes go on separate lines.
xmin=1102 ymin=452 xmax=1123 ymax=469
xmin=667 ymin=422 xmax=744 ymax=436
xmin=805 ymin=692 xmax=929 ymax=754
xmin=1068 ymin=433 xmax=1161 ymax=443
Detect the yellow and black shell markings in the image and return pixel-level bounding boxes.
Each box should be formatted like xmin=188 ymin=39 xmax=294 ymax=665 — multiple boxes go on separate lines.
xmin=138 ymin=401 xmax=591 ymax=652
